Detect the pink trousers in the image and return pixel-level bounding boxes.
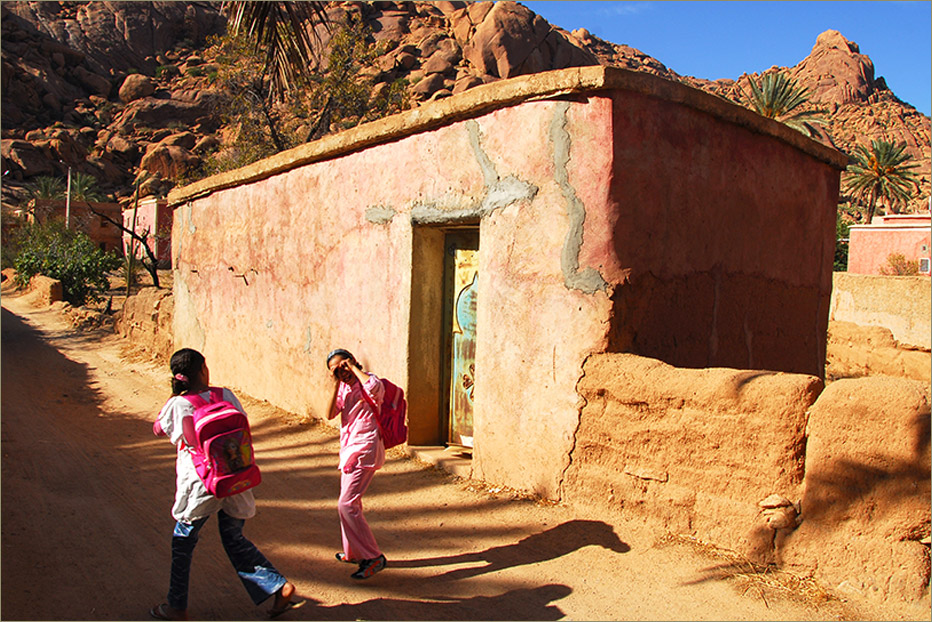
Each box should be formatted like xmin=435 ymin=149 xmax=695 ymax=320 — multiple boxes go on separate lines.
xmin=339 ymin=467 xmax=381 ymax=561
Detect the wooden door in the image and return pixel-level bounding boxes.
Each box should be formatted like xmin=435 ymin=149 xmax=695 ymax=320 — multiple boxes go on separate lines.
xmin=442 ymin=230 xmax=478 ymax=447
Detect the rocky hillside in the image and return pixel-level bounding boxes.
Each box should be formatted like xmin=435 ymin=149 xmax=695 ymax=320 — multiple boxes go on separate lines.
xmin=2 ymin=1 xmax=929 ymax=213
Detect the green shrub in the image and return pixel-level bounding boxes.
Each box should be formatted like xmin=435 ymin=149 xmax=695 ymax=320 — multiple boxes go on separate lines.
xmin=879 ymin=253 xmax=920 ymax=276
xmin=834 ymin=210 xmax=851 ymax=272
xmin=12 ymin=221 xmax=121 ymax=305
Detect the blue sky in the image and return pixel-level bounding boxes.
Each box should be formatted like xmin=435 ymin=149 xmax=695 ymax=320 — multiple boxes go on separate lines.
xmin=521 ymin=1 xmax=932 ymax=116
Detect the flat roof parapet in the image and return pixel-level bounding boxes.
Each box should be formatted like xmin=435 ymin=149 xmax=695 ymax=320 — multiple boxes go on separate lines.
xmin=167 ymin=66 xmax=849 ymax=207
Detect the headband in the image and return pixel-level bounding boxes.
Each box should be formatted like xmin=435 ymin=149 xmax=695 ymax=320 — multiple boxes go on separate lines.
xmin=326 ymin=348 xmax=355 ymax=365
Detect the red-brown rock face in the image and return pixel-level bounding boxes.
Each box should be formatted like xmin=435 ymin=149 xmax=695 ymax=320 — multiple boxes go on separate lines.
xmin=1 ymin=2 xmax=928 ymax=212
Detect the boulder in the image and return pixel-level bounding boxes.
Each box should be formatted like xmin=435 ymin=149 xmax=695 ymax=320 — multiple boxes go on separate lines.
xmin=73 ymin=65 xmax=111 ymax=97
xmin=422 ymin=53 xmax=454 ymax=76
xmin=1 ymin=139 xmax=53 ymax=177
xmin=160 ymin=132 xmax=197 ymax=151
xmin=139 ymin=143 xmax=199 ymax=180
xmin=411 ymin=72 xmax=447 ymax=99
xmin=119 ymin=73 xmax=156 ymax=103
xmin=463 ymin=2 xmax=553 ymax=79
xmin=106 ymin=135 xmax=139 ymax=159
xmin=114 ymin=97 xmax=215 ymax=135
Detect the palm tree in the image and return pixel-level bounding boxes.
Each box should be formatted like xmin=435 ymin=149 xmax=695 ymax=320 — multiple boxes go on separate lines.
xmin=746 ymin=72 xmax=825 ymax=137
xmin=844 ymin=139 xmax=920 ymax=223
xmin=69 ymin=172 xmax=104 ymax=202
xmin=28 ymin=175 xmax=65 ymax=200
xmin=223 ymin=1 xmax=330 ymax=101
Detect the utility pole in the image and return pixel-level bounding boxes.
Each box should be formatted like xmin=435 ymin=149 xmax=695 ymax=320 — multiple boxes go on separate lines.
xmin=65 ymin=165 xmax=72 ymax=228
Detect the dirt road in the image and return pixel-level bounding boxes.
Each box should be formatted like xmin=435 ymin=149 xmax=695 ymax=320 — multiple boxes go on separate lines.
xmin=0 ymin=287 xmax=909 ymax=621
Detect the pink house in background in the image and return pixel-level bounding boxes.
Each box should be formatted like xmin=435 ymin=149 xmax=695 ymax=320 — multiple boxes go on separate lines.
xmin=122 ymin=197 xmax=172 ymax=268
xmin=847 ymin=212 xmax=931 ymax=275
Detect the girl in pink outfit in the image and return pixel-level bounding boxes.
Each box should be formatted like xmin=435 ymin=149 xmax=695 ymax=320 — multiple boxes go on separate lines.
xmin=326 ymin=348 xmax=388 ymax=580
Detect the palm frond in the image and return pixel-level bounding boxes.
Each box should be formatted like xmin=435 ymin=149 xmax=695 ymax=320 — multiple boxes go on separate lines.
xmin=844 ymin=139 xmax=920 ymax=219
xmin=745 ymin=72 xmax=825 ymax=136
xmin=70 ymin=172 xmax=104 ymax=202
xmin=223 ymin=1 xmax=330 ymax=100
xmin=29 ymin=176 xmax=66 ymax=200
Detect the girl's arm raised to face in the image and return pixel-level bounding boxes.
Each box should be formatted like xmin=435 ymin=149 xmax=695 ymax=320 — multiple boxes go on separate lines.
xmin=326 ymin=378 xmax=341 ymax=420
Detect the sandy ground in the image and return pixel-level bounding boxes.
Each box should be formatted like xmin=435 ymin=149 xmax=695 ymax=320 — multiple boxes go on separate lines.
xmin=1 ymin=284 xmax=925 ymax=621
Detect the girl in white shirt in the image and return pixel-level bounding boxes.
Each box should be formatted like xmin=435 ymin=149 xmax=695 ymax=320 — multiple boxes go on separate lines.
xmin=150 ymin=348 xmax=303 ymax=620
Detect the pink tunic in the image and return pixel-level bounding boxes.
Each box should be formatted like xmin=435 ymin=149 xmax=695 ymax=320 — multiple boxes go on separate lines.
xmin=336 ymin=373 xmax=386 ymax=472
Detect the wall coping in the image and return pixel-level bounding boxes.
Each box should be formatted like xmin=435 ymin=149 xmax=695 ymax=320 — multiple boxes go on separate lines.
xmin=167 ymin=65 xmax=849 ymax=208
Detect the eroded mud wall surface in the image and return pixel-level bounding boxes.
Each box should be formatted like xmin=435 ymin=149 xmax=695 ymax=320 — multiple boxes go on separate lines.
xmin=783 ymin=377 xmax=931 ymax=604
xmin=565 ymin=353 xmax=822 ymax=554
xmin=830 ymin=273 xmax=931 ymax=350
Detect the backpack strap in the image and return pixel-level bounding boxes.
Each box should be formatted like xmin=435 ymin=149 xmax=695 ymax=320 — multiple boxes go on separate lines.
xmin=357 ymin=383 xmax=387 ymax=442
xmin=179 ymin=388 xmax=224 ymax=450
xmin=181 ymin=387 xmax=224 ymax=409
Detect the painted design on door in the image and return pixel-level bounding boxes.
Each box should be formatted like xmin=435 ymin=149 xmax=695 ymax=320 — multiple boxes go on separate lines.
xmin=449 ymin=242 xmax=477 ymax=447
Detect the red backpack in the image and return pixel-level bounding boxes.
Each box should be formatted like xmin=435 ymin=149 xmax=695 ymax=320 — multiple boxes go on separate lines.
xmin=182 ymin=388 xmax=262 ymax=498
xmin=360 ymin=379 xmax=408 ymax=449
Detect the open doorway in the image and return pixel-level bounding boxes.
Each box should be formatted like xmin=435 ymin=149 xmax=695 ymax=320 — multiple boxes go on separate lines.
xmin=407 ymin=226 xmax=479 ymax=449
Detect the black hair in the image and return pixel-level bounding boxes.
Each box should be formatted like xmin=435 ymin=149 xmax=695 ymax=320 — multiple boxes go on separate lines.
xmin=170 ymin=348 xmax=205 ymax=395
xmin=326 ymin=348 xmax=361 ymax=369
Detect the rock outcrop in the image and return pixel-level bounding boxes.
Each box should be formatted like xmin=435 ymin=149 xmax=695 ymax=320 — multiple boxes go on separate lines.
xmin=1 ymin=2 xmax=929 ymax=212
xmin=692 ymin=30 xmax=930 ymax=210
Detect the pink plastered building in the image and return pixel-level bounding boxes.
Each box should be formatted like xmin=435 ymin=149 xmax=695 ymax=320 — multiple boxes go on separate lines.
xmin=122 ymin=197 xmax=173 ymax=267
xmin=166 ymin=67 xmax=847 ymax=498
xmin=847 ymin=212 xmax=932 ymax=275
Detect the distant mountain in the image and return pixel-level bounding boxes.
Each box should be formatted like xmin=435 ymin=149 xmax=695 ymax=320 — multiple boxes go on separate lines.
xmin=2 ymin=1 xmax=928 ymax=214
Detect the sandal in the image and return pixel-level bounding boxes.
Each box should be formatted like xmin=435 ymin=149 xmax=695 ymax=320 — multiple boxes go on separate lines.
xmin=149 ymin=603 xmax=188 ymax=621
xmin=268 ymin=583 xmax=306 ymax=619
xmin=268 ymin=597 xmax=305 ymax=619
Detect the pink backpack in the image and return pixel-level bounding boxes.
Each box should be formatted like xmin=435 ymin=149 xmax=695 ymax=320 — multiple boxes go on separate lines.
xmin=182 ymin=388 xmax=261 ymax=498
xmin=360 ymin=379 xmax=408 ymax=449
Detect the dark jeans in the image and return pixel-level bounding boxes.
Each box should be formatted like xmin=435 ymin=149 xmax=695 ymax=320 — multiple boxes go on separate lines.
xmin=167 ymin=510 xmax=286 ymax=610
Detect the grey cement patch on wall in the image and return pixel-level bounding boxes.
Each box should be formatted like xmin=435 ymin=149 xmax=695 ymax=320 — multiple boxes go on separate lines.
xmin=549 ymin=102 xmax=608 ymax=295
xmin=365 ymin=205 xmax=396 ymax=224
xmin=410 ymin=121 xmax=538 ymax=226
xmin=185 ymin=202 xmax=196 ymax=234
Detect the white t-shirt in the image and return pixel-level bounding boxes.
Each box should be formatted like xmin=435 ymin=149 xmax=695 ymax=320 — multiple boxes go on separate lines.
xmin=157 ymin=388 xmax=256 ymax=523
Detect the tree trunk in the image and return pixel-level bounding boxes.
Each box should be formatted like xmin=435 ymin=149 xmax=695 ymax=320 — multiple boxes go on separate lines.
xmin=866 ymin=190 xmax=878 ymax=225
xmin=86 ymin=206 xmax=160 ymax=288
